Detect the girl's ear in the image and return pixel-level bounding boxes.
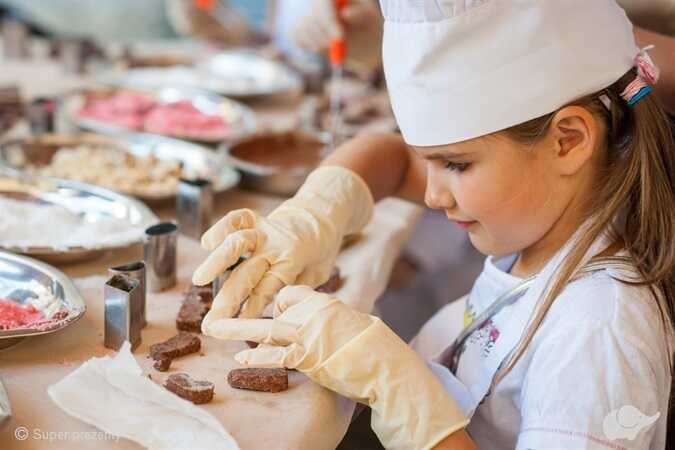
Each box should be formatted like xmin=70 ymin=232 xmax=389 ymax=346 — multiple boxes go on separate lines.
xmin=547 ymin=106 xmax=602 ymax=176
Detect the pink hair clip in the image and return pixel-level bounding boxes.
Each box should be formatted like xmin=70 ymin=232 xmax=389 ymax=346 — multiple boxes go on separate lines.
xmin=620 ymin=46 xmax=661 ymax=106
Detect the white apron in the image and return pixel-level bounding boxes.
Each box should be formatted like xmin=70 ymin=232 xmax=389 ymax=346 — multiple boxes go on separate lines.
xmin=414 ymin=223 xmax=617 ymax=419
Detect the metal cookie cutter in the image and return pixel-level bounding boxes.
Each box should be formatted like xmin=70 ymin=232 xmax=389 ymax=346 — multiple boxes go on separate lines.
xmin=0 ymin=375 xmax=10 ymax=431
xmin=109 ymin=261 xmax=147 ymax=327
xmin=104 ymin=274 xmax=143 ymax=351
xmin=26 ymin=97 xmax=57 ymax=136
xmin=144 ymin=222 xmax=178 ymax=292
xmin=212 ymin=257 xmax=246 ymax=302
xmin=58 ymin=38 xmax=86 ymax=74
xmin=176 ymin=178 xmax=213 ymax=240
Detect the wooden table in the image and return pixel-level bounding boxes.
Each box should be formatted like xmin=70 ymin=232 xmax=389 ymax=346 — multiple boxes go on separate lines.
xmin=0 ymin=56 xmax=421 ymax=450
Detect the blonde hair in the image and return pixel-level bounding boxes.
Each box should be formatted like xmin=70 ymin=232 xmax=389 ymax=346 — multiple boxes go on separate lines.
xmin=498 ymin=69 xmax=675 ymax=442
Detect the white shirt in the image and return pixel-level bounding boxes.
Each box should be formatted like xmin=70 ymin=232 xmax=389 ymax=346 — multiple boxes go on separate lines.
xmin=413 ymin=253 xmax=671 ymax=450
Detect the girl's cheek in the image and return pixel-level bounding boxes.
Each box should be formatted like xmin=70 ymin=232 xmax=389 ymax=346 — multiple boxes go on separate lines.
xmin=459 ymin=170 xmax=510 ymax=215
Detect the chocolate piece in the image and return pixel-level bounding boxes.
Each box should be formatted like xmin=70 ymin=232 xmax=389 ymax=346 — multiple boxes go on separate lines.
xmin=149 ymin=332 xmax=201 ymax=360
xmin=186 ymin=284 xmax=213 ymax=303
xmin=153 ymin=357 xmax=171 ymax=372
xmin=164 ymin=373 xmax=214 ymax=404
xmin=227 ymin=368 xmax=289 ymax=393
xmin=176 ymin=293 xmax=211 ymax=333
xmin=316 ymin=267 xmax=342 ymax=294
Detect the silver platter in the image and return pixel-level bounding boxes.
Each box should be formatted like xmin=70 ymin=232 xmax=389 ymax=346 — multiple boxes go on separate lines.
xmin=101 ymin=51 xmax=302 ymax=98
xmin=0 ymin=132 xmax=240 ymax=203
xmin=0 ymin=171 xmax=158 ymax=263
xmin=0 ymin=250 xmax=86 ymax=349
xmin=61 ymin=86 xmax=257 ymax=144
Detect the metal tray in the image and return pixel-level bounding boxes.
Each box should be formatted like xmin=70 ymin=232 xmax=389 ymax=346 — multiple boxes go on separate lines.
xmin=101 ymin=51 xmax=303 ymax=98
xmin=198 ymin=51 xmax=303 ymax=97
xmin=0 ymin=172 xmax=158 ymax=263
xmin=0 ymin=250 xmax=86 ymax=349
xmin=61 ymin=86 xmax=257 ymax=144
xmin=0 ymin=132 xmax=240 ymax=202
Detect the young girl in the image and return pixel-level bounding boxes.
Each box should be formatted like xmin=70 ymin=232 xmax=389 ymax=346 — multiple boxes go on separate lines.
xmin=193 ymin=1 xmax=675 ymax=448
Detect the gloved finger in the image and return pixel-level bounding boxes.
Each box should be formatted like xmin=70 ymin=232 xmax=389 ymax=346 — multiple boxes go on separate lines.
xmin=238 ymin=273 xmax=286 ymax=319
xmin=201 ymin=208 xmax=257 ymax=251
xmin=202 ymin=256 xmax=270 ymax=325
xmin=273 ymin=285 xmax=334 ymax=318
xmin=234 ymin=343 xmax=305 ymax=369
xmin=192 ymin=229 xmax=258 ymax=286
xmin=295 ymin=260 xmax=334 ymax=287
xmin=204 ymin=318 xmax=298 ymax=346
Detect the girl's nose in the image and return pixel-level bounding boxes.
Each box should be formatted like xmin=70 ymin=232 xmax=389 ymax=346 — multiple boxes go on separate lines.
xmin=424 ymin=168 xmax=456 ymax=210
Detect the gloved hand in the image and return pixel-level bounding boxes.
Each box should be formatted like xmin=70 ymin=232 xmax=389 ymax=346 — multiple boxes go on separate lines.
xmin=193 ymin=166 xmax=373 ymax=322
xmin=204 ymin=286 xmax=469 ymax=450
xmin=289 ymin=0 xmax=383 ymax=70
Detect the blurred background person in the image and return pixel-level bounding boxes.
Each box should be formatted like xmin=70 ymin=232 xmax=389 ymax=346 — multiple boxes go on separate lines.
xmin=0 ymin=0 xmax=270 ymax=45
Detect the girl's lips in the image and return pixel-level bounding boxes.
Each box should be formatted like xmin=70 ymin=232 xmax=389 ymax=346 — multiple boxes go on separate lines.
xmin=455 ymin=220 xmax=477 ymax=230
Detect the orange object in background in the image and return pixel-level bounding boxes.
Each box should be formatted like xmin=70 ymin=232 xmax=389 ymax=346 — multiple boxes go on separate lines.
xmin=194 ymin=0 xmax=215 ymax=11
xmin=328 ymin=0 xmax=349 ymax=148
xmin=329 ymin=0 xmax=348 ymax=67
xmin=329 ymin=39 xmax=346 ymax=67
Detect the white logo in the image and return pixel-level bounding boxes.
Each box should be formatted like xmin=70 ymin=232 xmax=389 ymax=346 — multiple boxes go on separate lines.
xmin=14 ymin=426 xmax=29 ymax=441
xmin=602 ymin=405 xmax=660 ymax=441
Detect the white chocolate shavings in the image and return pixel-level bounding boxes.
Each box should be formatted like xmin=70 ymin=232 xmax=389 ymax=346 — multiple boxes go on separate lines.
xmin=0 ymin=197 xmax=144 ymax=251
xmin=26 ymin=280 xmax=61 ymax=319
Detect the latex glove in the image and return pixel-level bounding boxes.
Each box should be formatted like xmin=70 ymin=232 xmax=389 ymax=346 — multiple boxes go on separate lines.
xmin=617 ymin=0 xmax=675 ymax=36
xmin=193 ymin=166 xmax=373 ymax=321
xmin=289 ymin=0 xmax=383 ymax=70
xmin=204 ymin=286 xmax=469 ymax=450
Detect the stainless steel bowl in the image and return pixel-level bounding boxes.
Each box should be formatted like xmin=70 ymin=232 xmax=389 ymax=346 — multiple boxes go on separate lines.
xmin=0 ymin=251 xmax=86 ymax=349
xmin=0 ymin=171 xmax=158 ymax=263
xmin=220 ymin=130 xmax=330 ymax=197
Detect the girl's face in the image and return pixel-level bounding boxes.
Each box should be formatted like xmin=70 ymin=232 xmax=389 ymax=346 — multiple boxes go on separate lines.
xmin=413 ymin=131 xmax=584 ymax=258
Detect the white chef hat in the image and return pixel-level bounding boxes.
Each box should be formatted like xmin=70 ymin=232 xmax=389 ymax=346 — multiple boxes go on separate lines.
xmin=381 ymin=0 xmax=640 ymax=146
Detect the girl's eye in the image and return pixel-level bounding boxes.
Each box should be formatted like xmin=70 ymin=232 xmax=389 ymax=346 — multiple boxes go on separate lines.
xmin=444 ymin=161 xmax=470 ymax=172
